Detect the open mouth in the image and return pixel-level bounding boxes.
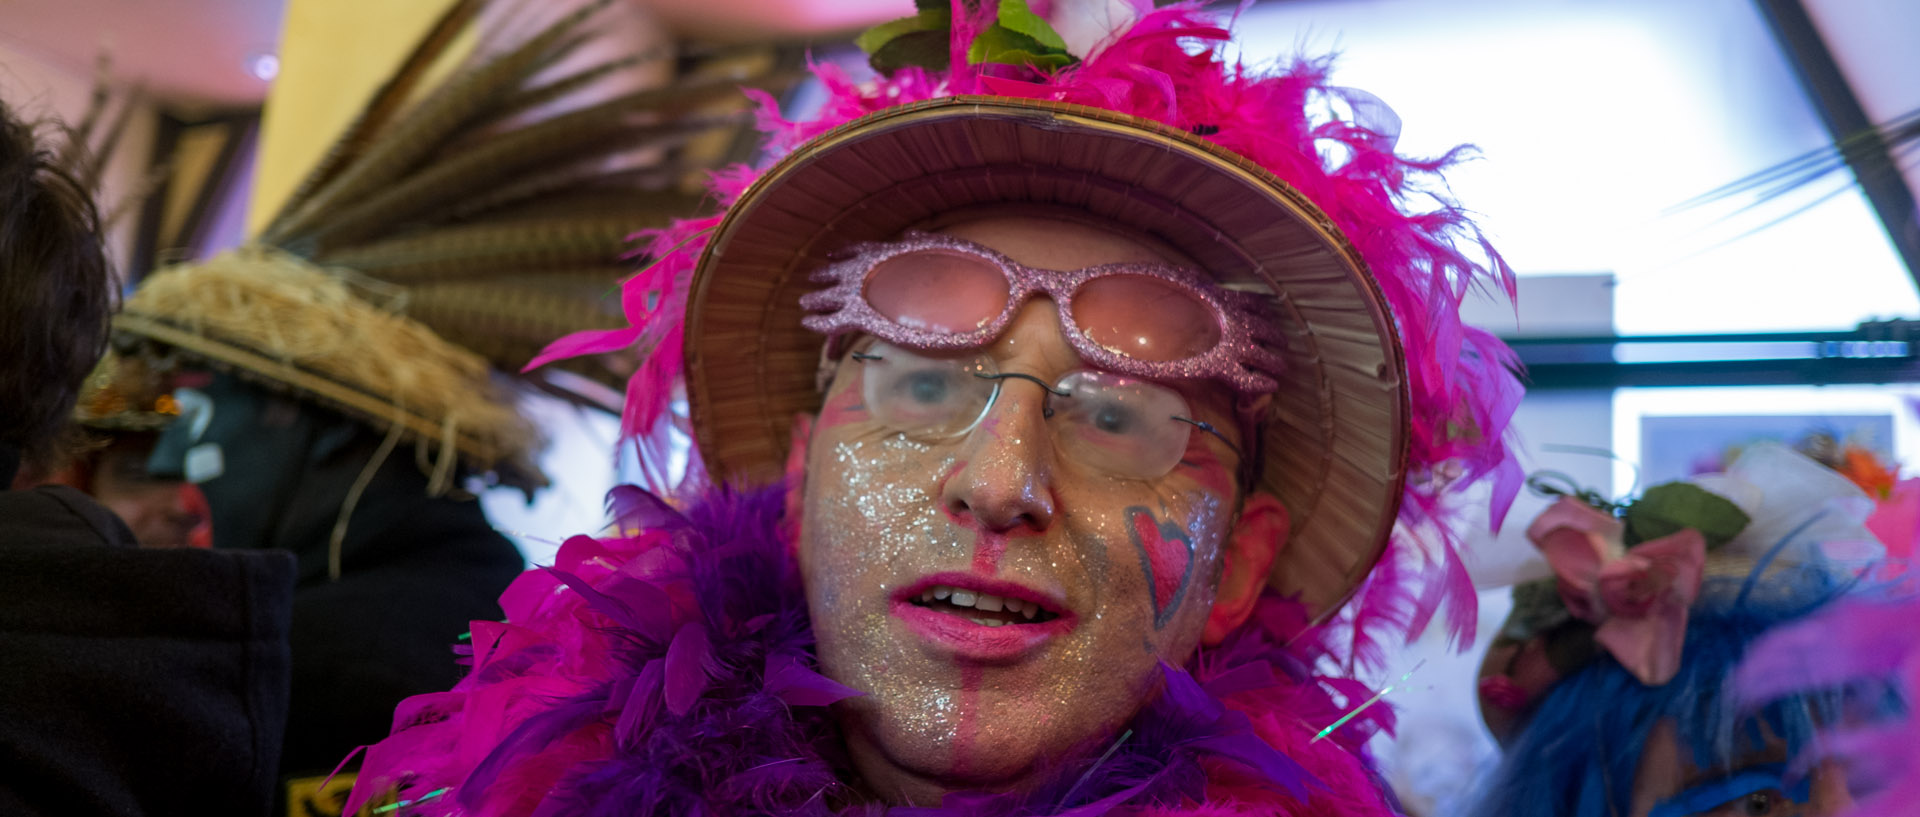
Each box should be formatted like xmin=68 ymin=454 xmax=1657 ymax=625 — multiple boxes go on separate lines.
xmin=908 ymin=584 xmax=1063 ymax=627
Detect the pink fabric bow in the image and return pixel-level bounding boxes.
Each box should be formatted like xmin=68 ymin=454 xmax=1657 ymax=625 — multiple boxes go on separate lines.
xmin=1527 ymin=497 xmax=1707 ymax=685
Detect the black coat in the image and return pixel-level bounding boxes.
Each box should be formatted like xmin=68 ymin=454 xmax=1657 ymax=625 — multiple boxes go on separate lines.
xmin=0 ymin=484 xmax=295 ymax=817
xmin=274 ymin=479 xmax=524 ymax=780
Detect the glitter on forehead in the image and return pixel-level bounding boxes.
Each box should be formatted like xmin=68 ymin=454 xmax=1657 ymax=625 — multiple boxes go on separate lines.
xmin=799 ymin=232 xmax=1286 ymax=396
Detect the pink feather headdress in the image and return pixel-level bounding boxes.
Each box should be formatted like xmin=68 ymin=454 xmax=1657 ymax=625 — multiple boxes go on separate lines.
xmin=529 ymin=0 xmax=1523 ymax=663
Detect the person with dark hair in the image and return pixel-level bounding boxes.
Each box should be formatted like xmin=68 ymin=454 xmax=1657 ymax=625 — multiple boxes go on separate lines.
xmin=0 ymin=100 xmax=113 ymax=478
xmin=0 ymin=98 xmax=296 ymax=816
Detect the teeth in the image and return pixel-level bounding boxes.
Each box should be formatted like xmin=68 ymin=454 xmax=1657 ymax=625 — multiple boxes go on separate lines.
xmin=922 ymin=585 xmax=1050 ymax=622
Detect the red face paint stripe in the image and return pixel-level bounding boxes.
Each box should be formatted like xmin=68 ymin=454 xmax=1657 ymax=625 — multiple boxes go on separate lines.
xmin=952 ymin=665 xmax=983 ymax=775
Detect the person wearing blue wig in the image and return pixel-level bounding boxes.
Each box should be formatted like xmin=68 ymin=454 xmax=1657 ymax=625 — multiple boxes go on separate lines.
xmin=1468 ymin=442 xmax=1881 ymax=817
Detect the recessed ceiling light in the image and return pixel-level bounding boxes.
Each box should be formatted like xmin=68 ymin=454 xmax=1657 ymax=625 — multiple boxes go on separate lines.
xmin=247 ymin=53 xmax=279 ymax=82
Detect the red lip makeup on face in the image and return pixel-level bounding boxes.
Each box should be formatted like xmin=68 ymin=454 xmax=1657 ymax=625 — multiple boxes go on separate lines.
xmin=890 ymin=572 xmax=1077 ymax=663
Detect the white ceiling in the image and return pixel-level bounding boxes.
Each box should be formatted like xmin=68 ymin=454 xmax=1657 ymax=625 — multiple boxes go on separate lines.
xmin=0 ymin=0 xmax=1909 ymax=196
xmin=0 ymin=0 xmax=286 ymax=108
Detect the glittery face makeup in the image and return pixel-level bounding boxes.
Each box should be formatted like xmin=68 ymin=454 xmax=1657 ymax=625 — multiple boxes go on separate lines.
xmin=796 ymin=217 xmax=1248 ymax=804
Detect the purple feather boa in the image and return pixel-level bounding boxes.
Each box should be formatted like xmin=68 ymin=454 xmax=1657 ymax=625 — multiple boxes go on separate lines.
xmin=346 ymin=485 xmax=1404 ymax=817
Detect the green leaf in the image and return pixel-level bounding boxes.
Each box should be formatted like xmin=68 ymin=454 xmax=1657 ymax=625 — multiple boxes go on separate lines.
xmin=966 ymin=25 xmax=1076 ymax=71
xmin=914 ymin=0 xmax=955 ymax=12
xmin=1623 ymin=482 xmax=1750 ymax=548
xmin=855 ymin=8 xmax=951 ymax=56
xmin=995 ymin=0 xmax=1070 ymax=52
xmin=868 ymin=29 xmax=953 ymax=74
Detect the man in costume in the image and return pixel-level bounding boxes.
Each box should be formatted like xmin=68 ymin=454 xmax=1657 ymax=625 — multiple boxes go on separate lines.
xmin=347 ymin=2 xmax=1523 ymax=814
xmin=1469 ymin=442 xmax=1891 ymax=817
xmin=0 ymin=96 xmax=295 ymax=816
xmin=109 ymin=0 xmax=778 ymax=794
xmin=9 ymin=353 xmax=211 ymax=550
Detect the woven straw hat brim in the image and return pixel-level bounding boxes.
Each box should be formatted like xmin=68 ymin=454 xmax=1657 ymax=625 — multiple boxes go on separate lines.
xmin=684 ymin=96 xmax=1409 ymax=621
xmin=115 ymin=253 xmax=546 ymax=492
xmin=116 ymin=312 xmax=544 ymax=490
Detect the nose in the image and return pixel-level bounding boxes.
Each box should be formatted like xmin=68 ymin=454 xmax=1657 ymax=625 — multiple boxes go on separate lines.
xmin=1807 ymin=759 xmax=1855 ymax=815
xmin=939 ymin=381 xmax=1057 ymax=533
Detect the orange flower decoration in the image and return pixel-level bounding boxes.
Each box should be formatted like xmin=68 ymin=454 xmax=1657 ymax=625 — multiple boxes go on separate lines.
xmin=1838 ymin=445 xmax=1898 ymax=500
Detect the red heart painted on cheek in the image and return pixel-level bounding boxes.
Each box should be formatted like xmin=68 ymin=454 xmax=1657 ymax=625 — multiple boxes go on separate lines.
xmin=1128 ymin=507 xmax=1195 ymax=630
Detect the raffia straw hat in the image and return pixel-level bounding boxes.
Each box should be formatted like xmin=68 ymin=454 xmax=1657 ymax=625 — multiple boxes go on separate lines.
xmin=545 ymin=5 xmax=1522 ymax=637
xmin=110 ymin=0 xmax=785 ymax=495
xmin=683 ymin=96 xmax=1406 ymax=621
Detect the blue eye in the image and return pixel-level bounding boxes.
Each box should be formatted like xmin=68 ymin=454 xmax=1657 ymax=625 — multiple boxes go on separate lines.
xmin=904 ymin=372 xmax=950 ymax=404
xmin=1091 ymin=403 xmax=1138 ymax=434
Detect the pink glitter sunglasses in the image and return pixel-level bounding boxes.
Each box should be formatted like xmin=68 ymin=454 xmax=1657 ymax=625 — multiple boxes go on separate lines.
xmin=799 ymin=233 xmax=1286 ymax=396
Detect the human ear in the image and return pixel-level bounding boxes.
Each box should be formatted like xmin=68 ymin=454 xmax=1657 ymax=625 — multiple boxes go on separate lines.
xmin=781 ymin=413 xmax=814 ymax=551
xmin=1202 ymin=491 xmax=1287 ymax=645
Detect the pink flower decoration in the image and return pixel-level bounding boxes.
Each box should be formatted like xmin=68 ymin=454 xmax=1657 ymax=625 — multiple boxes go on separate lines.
xmin=1526 ymin=497 xmax=1707 ymax=685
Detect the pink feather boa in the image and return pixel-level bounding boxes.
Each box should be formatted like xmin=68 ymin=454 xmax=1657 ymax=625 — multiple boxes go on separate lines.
xmin=345 ymin=484 xmax=1405 ymax=816
xmin=528 ymin=1 xmax=1521 ymax=669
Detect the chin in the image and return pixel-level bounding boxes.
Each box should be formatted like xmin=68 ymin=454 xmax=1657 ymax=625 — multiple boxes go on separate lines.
xmin=834 ymin=653 xmax=1157 ymax=800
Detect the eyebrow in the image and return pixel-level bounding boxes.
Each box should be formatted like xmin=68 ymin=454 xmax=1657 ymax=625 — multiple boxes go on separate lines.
xmin=1675 ymin=745 xmax=1791 ymax=791
xmin=1651 ymin=763 xmax=1804 ymax=817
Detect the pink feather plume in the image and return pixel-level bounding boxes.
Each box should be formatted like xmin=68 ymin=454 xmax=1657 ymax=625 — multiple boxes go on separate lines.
xmin=1735 ymin=593 xmax=1920 ymax=815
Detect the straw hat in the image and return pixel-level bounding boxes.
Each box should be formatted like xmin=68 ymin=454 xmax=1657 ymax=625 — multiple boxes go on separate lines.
xmin=683 ymin=96 xmax=1406 ymax=621
xmin=111 ymin=0 xmax=789 ymax=493
xmin=539 ymin=4 xmax=1521 ymax=634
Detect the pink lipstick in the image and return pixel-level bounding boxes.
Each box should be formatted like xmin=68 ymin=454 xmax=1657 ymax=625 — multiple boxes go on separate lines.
xmin=891 ymin=573 xmax=1076 ymax=663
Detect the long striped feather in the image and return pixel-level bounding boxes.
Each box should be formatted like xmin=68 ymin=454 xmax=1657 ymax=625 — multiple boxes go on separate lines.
xmin=314 ymin=218 xmax=638 ymax=281
xmin=435 ymin=163 xmax=688 ymax=223
xmin=296 ymin=105 xmax=746 ymax=251
xmin=263 ymin=0 xmax=612 ymax=246
xmin=262 ymin=0 xmax=486 ymax=234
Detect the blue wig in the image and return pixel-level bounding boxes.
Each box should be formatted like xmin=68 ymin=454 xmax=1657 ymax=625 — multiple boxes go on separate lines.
xmin=1466 ymin=568 xmax=1849 ymax=817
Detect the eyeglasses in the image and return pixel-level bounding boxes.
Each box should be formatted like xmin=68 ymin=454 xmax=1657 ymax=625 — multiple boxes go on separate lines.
xmin=850 ymin=340 xmax=1240 ymax=481
xmin=801 ymin=233 xmax=1285 ymax=397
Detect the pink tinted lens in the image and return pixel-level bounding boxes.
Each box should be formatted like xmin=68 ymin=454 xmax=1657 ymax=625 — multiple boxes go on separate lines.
xmin=1072 ymin=274 xmax=1221 ymax=361
xmin=864 ymin=250 xmax=1011 ymax=333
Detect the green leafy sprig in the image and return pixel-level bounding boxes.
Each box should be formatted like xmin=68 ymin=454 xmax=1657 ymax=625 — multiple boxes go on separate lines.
xmin=1526 ymin=471 xmax=1752 ymax=549
xmin=857 ymin=0 xmax=1078 ymax=76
